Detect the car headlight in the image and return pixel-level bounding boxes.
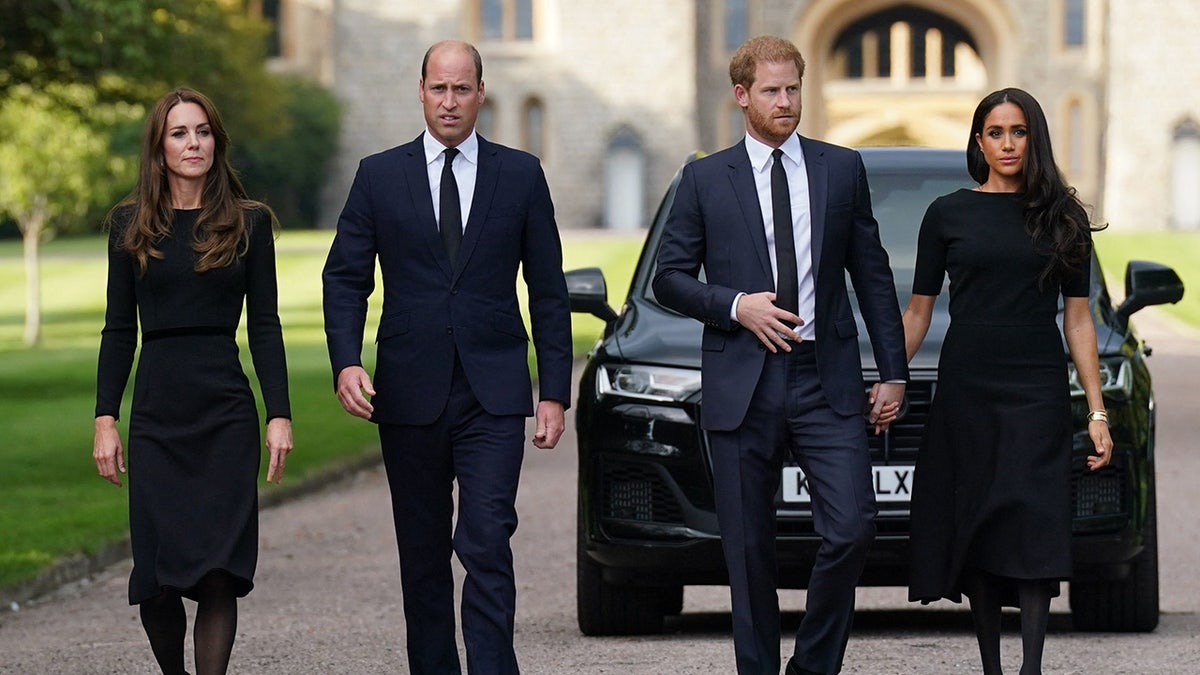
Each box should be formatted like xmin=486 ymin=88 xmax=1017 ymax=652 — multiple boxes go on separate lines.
xmin=1068 ymin=357 xmax=1133 ymax=399
xmin=597 ymin=364 xmax=702 ymax=403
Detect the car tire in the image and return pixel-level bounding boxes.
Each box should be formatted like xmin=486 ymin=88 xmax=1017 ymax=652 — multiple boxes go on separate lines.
xmin=660 ymin=585 xmax=684 ymax=616
xmin=1069 ymin=489 xmax=1160 ymax=632
xmin=576 ymin=517 xmax=666 ymax=636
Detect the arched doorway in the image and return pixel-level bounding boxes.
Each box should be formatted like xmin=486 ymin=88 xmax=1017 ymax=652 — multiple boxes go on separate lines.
xmin=793 ymin=0 xmax=1017 ymax=148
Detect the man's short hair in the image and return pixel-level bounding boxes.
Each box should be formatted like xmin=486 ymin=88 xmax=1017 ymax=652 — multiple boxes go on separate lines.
xmin=421 ymin=40 xmax=484 ymax=84
xmin=729 ymin=36 xmax=806 ymax=88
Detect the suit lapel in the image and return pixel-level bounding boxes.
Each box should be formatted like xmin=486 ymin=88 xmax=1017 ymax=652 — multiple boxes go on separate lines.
xmin=457 ymin=136 xmax=500 ymax=278
xmin=403 ymin=133 xmax=454 ymax=279
xmin=801 ymin=136 xmax=828 ymax=275
xmin=727 ymin=145 xmax=773 ymax=282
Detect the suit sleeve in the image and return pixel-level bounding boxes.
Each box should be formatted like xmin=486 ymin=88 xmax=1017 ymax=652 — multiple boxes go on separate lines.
xmin=322 ymin=160 xmax=378 ymax=386
xmin=843 ymin=152 xmax=909 ymax=382
xmin=521 ymin=162 xmax=574 ymax=408
xmin=652 ymin=163 xmax=740 ymax=330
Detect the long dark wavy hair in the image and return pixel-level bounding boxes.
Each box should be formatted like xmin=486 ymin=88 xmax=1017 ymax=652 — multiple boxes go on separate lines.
xmin=967 ymin=87 xmax=1104 ymax=288
xmin=107 ymin=87 xmax=274 ymax=274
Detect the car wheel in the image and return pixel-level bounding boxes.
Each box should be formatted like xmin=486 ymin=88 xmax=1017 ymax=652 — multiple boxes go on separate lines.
xmin=1070 ymin=489 xmax=1160 ymax=632
xmin=660 ymin=585 xmax=684 ymax=616
xmin=576 ymin=516 xmax=666 ymax=635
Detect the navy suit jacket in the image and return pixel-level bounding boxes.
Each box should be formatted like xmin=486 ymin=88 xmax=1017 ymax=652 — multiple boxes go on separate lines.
xmin=652 ymin=136 xmax=907 ymax=431
xmin=323 ymin=134 xmax=572 ymax=425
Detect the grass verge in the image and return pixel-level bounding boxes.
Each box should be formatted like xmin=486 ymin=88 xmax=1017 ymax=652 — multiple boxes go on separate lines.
xmin=0 ymin=228 xmax=643 ymax=594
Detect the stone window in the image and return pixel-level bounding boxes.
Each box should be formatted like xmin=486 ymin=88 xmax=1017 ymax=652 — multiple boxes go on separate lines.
xmin=521 ymin=98 xmax=545 ymax=158
xmin=603 ymin=127 xmax=646 ymax=230
xmin=478 ymin=99 xmax=496 ymax=140
xmin=1064 ymin=0 xmax=1086 ymax=47
xmin=479 ymin=0 xmax=534 ymax=42
xmin=1065 ymin=99 xmax=1084 ymax=179
xmin=724 ymin=0 xmax=749 ymax=52
xmin=1171 ymin=118 xmax=1200 ymax=230
xmin=724 ymin=102 xmax=745 ymax=148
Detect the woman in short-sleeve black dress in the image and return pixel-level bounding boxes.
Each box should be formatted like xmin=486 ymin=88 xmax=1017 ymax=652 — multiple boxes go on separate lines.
xmin=93 ymin=88 xmax=292 ymax=675
xmin=899 ymin=89 xmax=1112 ymax=675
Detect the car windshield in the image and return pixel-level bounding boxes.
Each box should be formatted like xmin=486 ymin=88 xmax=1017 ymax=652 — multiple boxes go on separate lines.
xmin=868 ymin=169 xmax=974 ymax=303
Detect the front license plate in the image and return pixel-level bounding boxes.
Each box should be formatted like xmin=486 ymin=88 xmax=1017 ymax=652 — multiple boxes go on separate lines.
xmin=781 ymin=465 xmax=914 ymax=503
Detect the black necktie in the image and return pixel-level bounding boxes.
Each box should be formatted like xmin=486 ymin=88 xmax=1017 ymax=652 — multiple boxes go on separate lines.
xmin=439 ymin=147 xmax=462 ymax=264
xmin=771 ymin=148 xmax=799 ymax=319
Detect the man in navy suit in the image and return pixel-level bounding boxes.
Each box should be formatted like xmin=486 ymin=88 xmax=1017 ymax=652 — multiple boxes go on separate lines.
xmin=322 ymin=40 xmax=572 ymax=675
xmin=653 ymin=36 xmax=907 ymax=675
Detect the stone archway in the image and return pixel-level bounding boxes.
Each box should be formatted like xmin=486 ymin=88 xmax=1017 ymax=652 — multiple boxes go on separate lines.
xmin=791 ymin=0 xmax=1017 ymax=148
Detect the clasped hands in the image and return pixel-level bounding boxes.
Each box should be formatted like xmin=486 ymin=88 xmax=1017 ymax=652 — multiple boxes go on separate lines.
xmin=737 ymin=291 xmax=904 ymax=434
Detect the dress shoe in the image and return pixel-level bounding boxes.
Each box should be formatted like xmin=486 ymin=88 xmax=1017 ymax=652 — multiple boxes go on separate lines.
xmin=784 ymin=657 xmax=823 ymax=675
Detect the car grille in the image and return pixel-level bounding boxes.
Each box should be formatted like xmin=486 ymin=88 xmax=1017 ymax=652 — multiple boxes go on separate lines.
xmin=867 ymin=380 xmax=934 ymax=463
xmin=1072 ymin=465 xmax=1126 ymax=519
xmin=602 ymin=461 xmax=684 ymax=524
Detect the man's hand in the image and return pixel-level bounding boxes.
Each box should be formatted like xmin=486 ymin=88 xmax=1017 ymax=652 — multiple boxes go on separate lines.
xmin=336 ymin=365 xmax=376 ymax=420
xmin=867 ymin=382 xmax=906 ymax=435
xmin=532 ymin=400 xmax=565 ymax=449
xmin=735 ymin=291 xmax=805 ymax=353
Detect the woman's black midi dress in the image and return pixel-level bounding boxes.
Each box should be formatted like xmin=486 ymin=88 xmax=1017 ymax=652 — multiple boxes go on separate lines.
xmin=96 ymin=207 xmax=290 ymax=605
xmin=907 ymin=189 xmax=1089 ymax=604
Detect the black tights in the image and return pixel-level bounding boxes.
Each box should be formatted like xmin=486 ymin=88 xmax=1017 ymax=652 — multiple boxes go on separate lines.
xmin=138 ymin=571 xmax=240 ymax=675
xmin=962 ymin=569 xmax=1054 ymax=675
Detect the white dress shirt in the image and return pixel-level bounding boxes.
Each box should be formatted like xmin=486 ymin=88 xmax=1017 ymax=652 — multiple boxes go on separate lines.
xmin=424 ymin=130 xmax=479 ymax=233
xmin=731 ymin=132 xmax=816 ymax=341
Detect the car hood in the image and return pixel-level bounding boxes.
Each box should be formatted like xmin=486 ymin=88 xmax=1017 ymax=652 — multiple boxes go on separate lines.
xmin=608 ymin=300 xmax=705 ymax=369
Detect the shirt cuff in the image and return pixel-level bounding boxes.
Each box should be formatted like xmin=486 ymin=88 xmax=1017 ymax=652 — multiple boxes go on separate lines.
xmin=730 ymin=292 xmax=745 ymax=323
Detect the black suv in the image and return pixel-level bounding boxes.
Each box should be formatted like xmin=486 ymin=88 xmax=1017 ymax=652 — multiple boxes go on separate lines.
xmin=568 ymin=147 xmax=1184 ymax=636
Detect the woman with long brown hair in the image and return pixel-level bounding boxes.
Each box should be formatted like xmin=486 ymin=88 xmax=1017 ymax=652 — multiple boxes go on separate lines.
xmin=93 ymin=87 xmax=292 ymax=675
xmin=901 ymin=87 xmax=1112 ymax=674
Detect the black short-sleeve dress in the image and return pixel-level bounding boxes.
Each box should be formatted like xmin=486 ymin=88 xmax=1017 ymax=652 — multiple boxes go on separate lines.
xmin=907 ymin=189 xmax=1089 ymax=604
xmin=96 ymin=206 xmax=290 ymax=605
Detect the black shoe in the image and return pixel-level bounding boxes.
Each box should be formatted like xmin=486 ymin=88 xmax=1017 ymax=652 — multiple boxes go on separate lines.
xmin=784 ymin=658 xmax=822 ymax=675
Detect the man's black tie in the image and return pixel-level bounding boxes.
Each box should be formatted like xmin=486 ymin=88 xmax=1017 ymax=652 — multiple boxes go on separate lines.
xmin=440 ymin=147 xmax=462 ymax=264
xmin=771 ymin=148 xmax=799 ymax=320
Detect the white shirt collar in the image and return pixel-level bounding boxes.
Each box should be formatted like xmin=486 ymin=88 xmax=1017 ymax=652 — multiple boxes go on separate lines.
xmin=423 ymin=130 xmax=479 ymax=166
xmin=743 ymin=132 xmax=804 ymax=173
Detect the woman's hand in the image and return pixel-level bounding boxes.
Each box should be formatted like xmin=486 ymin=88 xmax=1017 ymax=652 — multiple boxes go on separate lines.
xmin=1087 ymin=418 xmax=1113 ymax=470
xmin=867 ymin=382 xmax=904 ymax=435
xmin=265 ymin=417 xmax=294 ymax=484
xmin=93 ymin=416 xmax=125 ymax=487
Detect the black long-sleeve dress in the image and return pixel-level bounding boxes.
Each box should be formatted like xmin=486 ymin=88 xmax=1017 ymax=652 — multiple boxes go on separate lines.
xmin=96 ymin=206 xmax=290 ymax=604
xmin=907 ymin=189 xmax=1089 ymax=604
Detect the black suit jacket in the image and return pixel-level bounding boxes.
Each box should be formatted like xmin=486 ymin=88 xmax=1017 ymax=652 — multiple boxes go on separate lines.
xmin=653 ymin=136 xmax=907 ymax=430
xmin=323 ymin=134 xmax=572 ymax=425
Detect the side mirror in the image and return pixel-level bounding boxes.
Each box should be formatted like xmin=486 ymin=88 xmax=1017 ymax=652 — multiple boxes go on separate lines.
xmin=1114 ymin=260 xmax=1185 ymax=329
xmin=566 ymin=267 xmax=618 ymax=323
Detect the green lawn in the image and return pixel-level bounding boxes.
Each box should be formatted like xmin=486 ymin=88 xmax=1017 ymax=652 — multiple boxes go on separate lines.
xmin=0 ymin=225 xmax=1191 ymax=591
xmin=0 ymin=229 xmax=644 ymax=590
xmin=1095 ymin=230 xmax=1200 ymax=326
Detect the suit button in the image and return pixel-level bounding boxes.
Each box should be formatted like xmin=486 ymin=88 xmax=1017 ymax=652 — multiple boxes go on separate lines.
xmin=446 ymin=326 xmax=453 ymax=334
xmin=757 ymin=344 xmax=765 ymax=351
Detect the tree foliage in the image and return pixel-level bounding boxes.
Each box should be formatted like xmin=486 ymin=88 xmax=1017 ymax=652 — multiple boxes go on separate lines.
xmin=0 ymin=0 xmax=341 ymax=228
xmin=0 ymin=0 xmax=341 ymax=345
